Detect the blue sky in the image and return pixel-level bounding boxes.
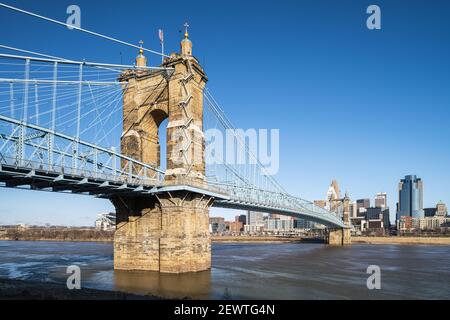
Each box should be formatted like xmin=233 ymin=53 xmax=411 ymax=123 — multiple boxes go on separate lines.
xmin=0 ymin=0 xmax=449 ymax=225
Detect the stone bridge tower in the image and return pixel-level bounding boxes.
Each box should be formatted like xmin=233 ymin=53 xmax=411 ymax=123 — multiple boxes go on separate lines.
xmin=111 ymin=28 xmax=213 ymax=273
xmin=327 ymin=194 xmax=351 ymax=245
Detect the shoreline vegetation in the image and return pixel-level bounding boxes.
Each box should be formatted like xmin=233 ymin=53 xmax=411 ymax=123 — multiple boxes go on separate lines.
xmin=1 ymin=227 xmax=450 ymax=245
xmin=0 ymin=227 xmax=113 ymax=242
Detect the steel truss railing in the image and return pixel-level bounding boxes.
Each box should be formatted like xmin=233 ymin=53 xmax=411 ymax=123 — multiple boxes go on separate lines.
xmin=209 ymin=182 xmax=346 ymax=228
xmin=0 ymin=115 xmax=164 ymax=186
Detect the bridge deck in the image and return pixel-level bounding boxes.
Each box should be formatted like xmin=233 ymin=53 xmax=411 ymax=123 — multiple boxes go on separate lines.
xmin=0 ymin=162 xmax=158 ymax=196
xmin=0 ymin=160 xmax=346 ymax=228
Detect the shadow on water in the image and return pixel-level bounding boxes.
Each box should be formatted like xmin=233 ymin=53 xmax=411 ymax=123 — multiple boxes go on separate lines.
xmin=299 ymin=237 xmax=326 ymax=244
xmin=113 ymin=269 xmax=212 ymax=299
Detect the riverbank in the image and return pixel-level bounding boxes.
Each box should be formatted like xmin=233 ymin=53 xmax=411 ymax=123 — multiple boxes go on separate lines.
xmin=0 ymin=278 xmax=162 ymax=300
xmin=211 ymin=236 xmax=320 ymax=243
xmin=0 ymin=227 xmax=113 ymax=242
xmin=0 ymin=235 xmax=316 ymax=244
xmin=2 ymin=227 xmax=450 ymax=245
xmin=0 ymin=227 xmax=312 ymax=243
xmin=352 ymin=236 xmax=450 ymax=245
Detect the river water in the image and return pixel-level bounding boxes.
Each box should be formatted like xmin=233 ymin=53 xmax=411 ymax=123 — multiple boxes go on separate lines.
xmin=0 ymin=240 xmax=449 ymax=299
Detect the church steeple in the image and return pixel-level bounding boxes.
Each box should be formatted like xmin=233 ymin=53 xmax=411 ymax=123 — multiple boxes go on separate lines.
xmin=180 ymin=22 xmax=192 ymax=56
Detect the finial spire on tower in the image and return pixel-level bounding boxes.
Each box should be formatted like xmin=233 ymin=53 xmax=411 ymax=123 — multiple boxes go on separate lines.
xmin=139 ymin=40 xmax=144 ymax=55
xmin=181 ymin=22 xmax=192 ymax=56
xmin=136 ymin=40 xmax=147 ymax=67
xmin=184 ymin=22 xmax=190 ymax=39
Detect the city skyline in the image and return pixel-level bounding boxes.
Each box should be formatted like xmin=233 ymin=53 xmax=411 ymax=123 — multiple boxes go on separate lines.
xmin=0 ymin=0 xmax=449 ymax=226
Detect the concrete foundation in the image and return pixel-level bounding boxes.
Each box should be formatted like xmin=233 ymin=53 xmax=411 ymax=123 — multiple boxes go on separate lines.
xmin=327 ymin=228 xmax=351 ymax=245
xmin=112 ymin=192 xmax=211 ymax=273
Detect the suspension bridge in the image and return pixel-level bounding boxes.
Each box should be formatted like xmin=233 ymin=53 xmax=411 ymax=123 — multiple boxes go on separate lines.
xmin=0 ymin=3 xmax=350 ymax=273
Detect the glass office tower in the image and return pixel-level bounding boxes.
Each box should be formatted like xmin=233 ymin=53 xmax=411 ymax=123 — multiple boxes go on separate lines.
xmin=396 ymin=175 xmax=424 ymax=219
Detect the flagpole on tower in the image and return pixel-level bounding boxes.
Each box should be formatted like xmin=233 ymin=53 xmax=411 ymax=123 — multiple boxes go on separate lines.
xmin=159 ymin=29 xmax=164 ymax=64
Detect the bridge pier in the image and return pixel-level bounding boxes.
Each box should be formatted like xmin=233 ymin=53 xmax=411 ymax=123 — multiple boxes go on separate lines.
xmin=326 ymin=228 xmax=351 ymax=245
xmin=326 ymin=195 xmax=352 ymax=245
xmin=112 ymin=192 xmax=212 ymax=273
xmin=112 ymin=197 xmax=161 ymax=271
xmin=158 ymin=192 xmax=212 ymax=273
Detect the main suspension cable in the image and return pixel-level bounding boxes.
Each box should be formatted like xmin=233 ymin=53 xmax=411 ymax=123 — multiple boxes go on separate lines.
xmin=0 ymin=3 xmax=169 ymax=58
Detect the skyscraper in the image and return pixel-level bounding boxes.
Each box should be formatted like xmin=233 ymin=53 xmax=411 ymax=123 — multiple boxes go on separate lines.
xmin=396 ymin=175 xmax=424 ymax=220
xmin=356 ymin=198 xmax=370 ymax=217
xmin=436 ymin=201 xmax=448 ymax=217
xmin=247 ymin=211 xmax=264 ymax=226
xmin=357 ymin=198 xmax=370 ymax=209
xmin=375 ymin=192 xmax=387 ymax=209
xmin=236 ymin=214 xmax=247 ymax=225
